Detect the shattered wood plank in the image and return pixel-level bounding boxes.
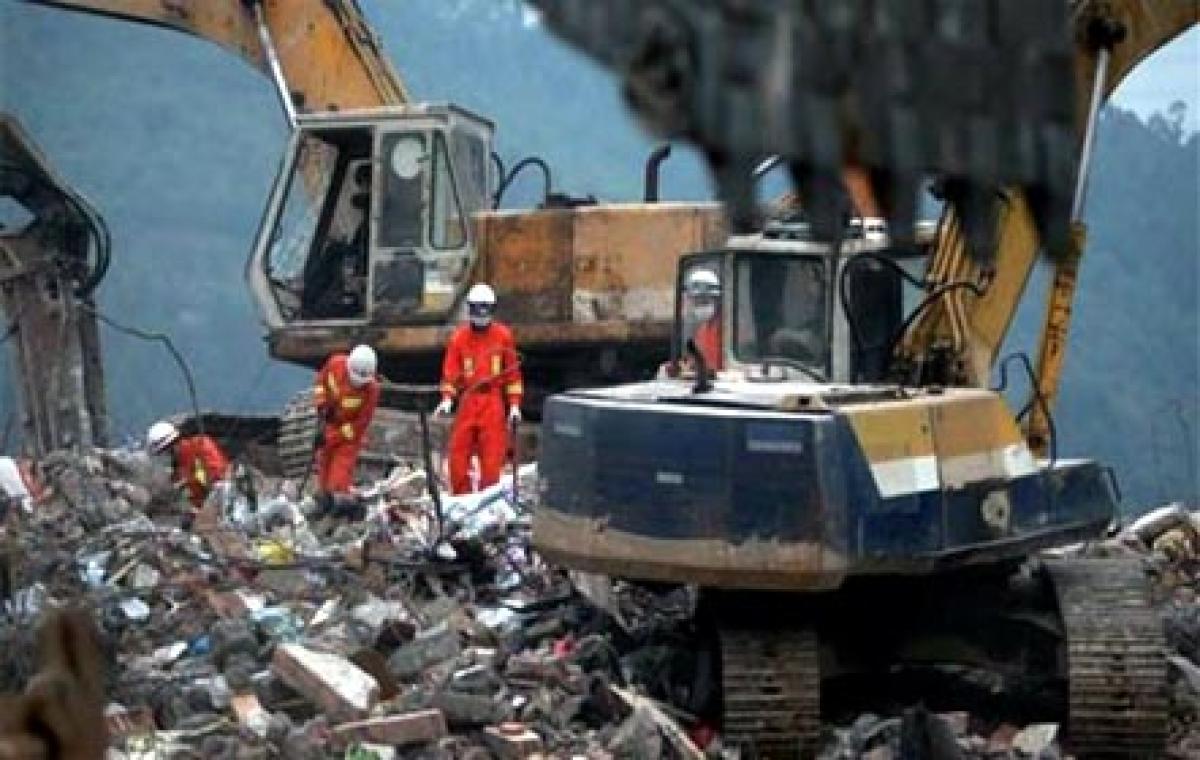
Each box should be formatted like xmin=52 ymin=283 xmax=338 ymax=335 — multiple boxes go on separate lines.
xmin=332 ymin=709 xmax=448 ymax=747
xmin=271 ymin=644 xmax=379 ymax=722
xmin=609 ymin=686 xmax=704 ymax=760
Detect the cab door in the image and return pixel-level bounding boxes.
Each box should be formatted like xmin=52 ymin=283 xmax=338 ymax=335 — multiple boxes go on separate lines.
xmin=370 ymin=107 xmax=494 ymax=323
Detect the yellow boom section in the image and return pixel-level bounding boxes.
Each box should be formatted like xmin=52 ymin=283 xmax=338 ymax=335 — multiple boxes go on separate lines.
xmin=22 ymin=0 xmax=408 ymax=110
xmin=899 ymin=0 xmax=1197 ymax=455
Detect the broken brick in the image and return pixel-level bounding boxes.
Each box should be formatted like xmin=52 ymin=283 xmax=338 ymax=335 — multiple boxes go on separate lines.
xmin=271 ymin=643 xmax=378 ymax=721
xmin=230 ymin=693 xmax=270 ymax=738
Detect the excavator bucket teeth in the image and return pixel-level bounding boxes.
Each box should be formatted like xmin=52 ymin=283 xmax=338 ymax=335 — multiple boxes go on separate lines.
xmin=531 ymin=0 xmax=1076 ymax=255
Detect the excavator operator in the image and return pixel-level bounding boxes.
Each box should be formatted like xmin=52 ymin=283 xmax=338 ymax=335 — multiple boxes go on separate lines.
xmin=686 ymin=268 xmax=723 ymax=371
xmin=303 ymin=161 xmax=371 ymax=319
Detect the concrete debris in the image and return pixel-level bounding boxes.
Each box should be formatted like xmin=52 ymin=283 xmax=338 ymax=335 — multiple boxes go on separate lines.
xmin=1011 ymin=722 xmax=1059 ymax=755
xmin=483 ymin=722 xmax=544 ymax=758
xmin=272 ymin=643 xmax=380 ymax=721
xmin=332 ymin=709 xmax=448 ymax=747
xmin=0 ymin=445 xmax=1198 ymax=757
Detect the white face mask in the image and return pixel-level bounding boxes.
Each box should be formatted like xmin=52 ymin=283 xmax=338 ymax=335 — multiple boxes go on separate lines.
xmin=693 ymin=303 xmax=716 ymax=322
xmin=470 ymin=314 xmax=492 ymax=329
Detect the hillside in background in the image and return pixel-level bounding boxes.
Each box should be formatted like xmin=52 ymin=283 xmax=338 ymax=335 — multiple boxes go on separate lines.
xmin=1 ymin=0 xmax=1196 ymax=508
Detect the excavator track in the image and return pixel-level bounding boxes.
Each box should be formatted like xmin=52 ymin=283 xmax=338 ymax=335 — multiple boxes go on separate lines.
xmin=277 ymin=389 xmax=318 ymax=480
xmin=1045 ymin=558 xmax=1168 ymax=757
xmin=720 ymin=627 xmax=820 ymax=758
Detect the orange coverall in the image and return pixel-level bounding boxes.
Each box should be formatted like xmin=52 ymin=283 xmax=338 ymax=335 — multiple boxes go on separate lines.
xmin=314 ymin=353 xmax=380 ymax=493
xmin=174 ymin=435 xmax=230 ymax=509
xmin=440 ymin=322 xmax=522 ymax=495
xmin=694 ymin=315 xmax=723 ymax=370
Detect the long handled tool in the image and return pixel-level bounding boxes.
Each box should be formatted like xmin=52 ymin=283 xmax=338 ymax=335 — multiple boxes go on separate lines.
xmin=510 ymin=417 xmax=521 ymax=510
xmin=415 ymin=390 xmax=446 ymax=550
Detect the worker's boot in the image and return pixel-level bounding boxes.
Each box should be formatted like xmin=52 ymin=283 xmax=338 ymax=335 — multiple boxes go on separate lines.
xmin=329 ymin=493 xmax=366 ymax=521
xmin=311 ymin=491 xmax=334 ymax=520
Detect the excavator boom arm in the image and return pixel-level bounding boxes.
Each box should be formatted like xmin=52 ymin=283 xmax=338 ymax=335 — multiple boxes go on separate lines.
xmin=21 ymin=0 xmax=408 ymax=111
xmin=898 ymin=1 xmax=1197 ymax=427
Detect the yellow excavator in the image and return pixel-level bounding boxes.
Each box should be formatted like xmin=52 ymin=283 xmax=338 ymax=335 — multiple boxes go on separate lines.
xmin=16 ymin=0 xmax=727 ymax=410
xmin=12 ymin=0 xmax=728 ymax=472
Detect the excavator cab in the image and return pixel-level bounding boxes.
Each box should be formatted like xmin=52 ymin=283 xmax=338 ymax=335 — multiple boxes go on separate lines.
xmin=670 ymin=218 xmax=931 ymax=385
xmin=249 ymin=105 xmax=493 ymax=329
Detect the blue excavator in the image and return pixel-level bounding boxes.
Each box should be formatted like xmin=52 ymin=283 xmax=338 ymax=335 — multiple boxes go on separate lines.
xmin=534 ymin=1 xmax=1198 ymax=756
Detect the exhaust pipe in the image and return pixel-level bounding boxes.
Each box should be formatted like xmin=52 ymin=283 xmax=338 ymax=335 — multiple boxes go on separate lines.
xmin=643 ymin=143 xmax=672 ymax=202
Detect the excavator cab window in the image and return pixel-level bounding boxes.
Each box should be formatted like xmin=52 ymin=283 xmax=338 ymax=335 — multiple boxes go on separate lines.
xmin=377 ymin=132 xmax=425 ymax=249
xmin=429 ymin=134 xmax=466 ymax=249
xmin=838 ymin=245 xmax=924 ymax=382
xmin=733 ymin=253 xmax=830 ymax=376
xmin=264 ymin=127 xmax=372 ymax=321
xmin=842 ymin=255 xmax=903 ymax=382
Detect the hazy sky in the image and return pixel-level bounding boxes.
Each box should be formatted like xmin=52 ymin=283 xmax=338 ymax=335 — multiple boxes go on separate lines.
xmin=1110 ymin=27 xmax=1200 ymax=132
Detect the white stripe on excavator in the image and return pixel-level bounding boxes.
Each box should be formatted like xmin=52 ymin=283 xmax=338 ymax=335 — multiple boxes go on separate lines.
xmin=871 ymin=456 xmax=941 ymax=498
xmin=870 ymin=444 xmax=1039 ymax=498
xmin=939 ymin=444 xmax=1038 ymax=489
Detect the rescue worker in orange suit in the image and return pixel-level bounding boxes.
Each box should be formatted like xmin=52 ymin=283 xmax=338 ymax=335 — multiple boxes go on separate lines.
xmin=146 ymin=421 xmax=230 ymax=527
xmin=687 ymin=268 xmax=723 ymax=370
xmin=434 ymin=283 xmax=523 ymax=495
xmin=313 ymin=344 xmax=380 ymax=503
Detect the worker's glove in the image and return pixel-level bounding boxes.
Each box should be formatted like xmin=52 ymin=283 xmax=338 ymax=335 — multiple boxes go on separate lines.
xmin=508 ymin=404 xmax=522 ymax=426
xmin=434 ymin=399 xmax=454 ymax=417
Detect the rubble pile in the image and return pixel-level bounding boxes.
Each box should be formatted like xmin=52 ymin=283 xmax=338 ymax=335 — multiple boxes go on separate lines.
xmin=0 ymin=449 xmax=704 ymax=759
xmin=2 ymin=447 xmax=1199 ymax=759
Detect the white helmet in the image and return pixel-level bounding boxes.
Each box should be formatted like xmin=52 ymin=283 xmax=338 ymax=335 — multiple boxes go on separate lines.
xmin=347 ymin=344 xmax=377 ymax=387
xmin=466 ymin=283 xmax=496 ymax=328
xmin=686 ymin=268 xmax=721 ymax=299
xmin=146 ymin=421 xmax=180 ymax=454
xmin=466 ymin=283 xmax=496 ymax=306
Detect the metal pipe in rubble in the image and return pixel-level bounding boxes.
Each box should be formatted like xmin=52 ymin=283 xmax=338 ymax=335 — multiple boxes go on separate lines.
xmin=250 ymin=1 xmax=298 ymax=129
xmin=416 ymin=396 xmax=445 ymax=551
xmin=643 ymin=143 xmax=672 ymax=202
